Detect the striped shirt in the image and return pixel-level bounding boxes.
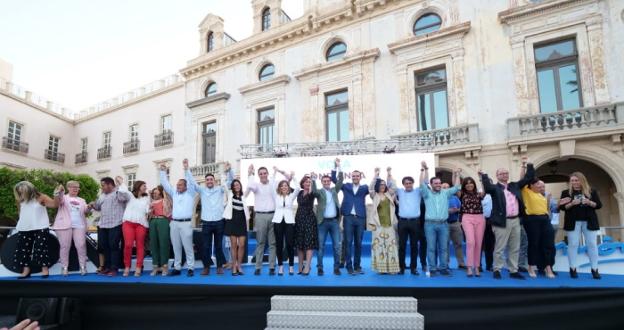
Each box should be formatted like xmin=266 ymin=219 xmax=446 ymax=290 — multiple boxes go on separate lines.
xmin=93 ymin=188 xmax=131 ymax=228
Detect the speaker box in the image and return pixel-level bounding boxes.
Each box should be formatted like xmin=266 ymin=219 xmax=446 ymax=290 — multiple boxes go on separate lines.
xmin=16 ymin=298 xmax=81 ymax=330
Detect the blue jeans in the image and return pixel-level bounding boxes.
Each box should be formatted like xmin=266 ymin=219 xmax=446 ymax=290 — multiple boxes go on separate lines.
xmin=317 ymin=218 xmax=341 ymax=270
xmin=424 ymin=220 xmax=449 ymax=272
xmin=202 ymin=220 xmax=226 ymax=268
xmin=567 ymin=221 xmax=599 ymax=269
xmin=343 ymin=215 xmax=365 ymax=270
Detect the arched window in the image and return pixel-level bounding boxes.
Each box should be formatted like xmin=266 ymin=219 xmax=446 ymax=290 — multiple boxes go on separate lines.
xmin=258 ymin=64 xmax=275 ymax=81
xmin=413 ymin=13 xmax=442 ymax=36
xmin=326 ymin=42 xmax=347 ymax=62
xmin=262 ymin=7 xmax=271 ymax=31
xmin=207 ymin=32 xmax=214 ymax=52
xmin=205 ymin=82 xmax=217 ymax=97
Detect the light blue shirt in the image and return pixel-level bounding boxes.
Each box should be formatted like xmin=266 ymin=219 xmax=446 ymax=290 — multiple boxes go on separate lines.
xmin=395 ymin=188 xmax=421 ymax=219
xmin=160 ymin=170 xmax=197 ymax=220
xmin=421 ymin=181 xmax=461 ymax=221
xmin=482 ymin=194 xmax=493 ymax=218
xmin=186 ymin=169 xmax=234 ymax=222
xmin=323 ymin=188 xmax=337 ymax=219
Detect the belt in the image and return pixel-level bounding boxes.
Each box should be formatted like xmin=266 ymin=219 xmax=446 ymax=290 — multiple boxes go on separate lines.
xmin=173 ymin=218 xmax=191 ymax=222
xmin=399 ymin=217 xmax=420 ymax=221
xmin=506 ymin=216 xmax=519 ymax=219
xmin=323 ymin=217 xmax=338 ymax=221
xmin=256 ymin=211 xmax=274 ymax=214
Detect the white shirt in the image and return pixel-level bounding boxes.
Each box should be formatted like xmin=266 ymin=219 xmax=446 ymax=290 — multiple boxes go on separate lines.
xmin=246 ymin=176 xmax=277 ymax=212
xmin=351 ymin=184 xmax=360 ymax=215
xmin=17 ymin=199 xmax=49 ymax=231
xmin=120 ymin=187 xmax=151 ymax=228
xmin=160 ymin=170 xmax=197 ymax=220
xmin=68 ymin=196 xmax=84 ymax=229
xmin=271 ymin=182 xmax=301 ymax=224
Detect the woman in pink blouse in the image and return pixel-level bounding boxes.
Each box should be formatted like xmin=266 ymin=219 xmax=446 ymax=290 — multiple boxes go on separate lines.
xmin=52 ymin=180 xmax=90 ymax=276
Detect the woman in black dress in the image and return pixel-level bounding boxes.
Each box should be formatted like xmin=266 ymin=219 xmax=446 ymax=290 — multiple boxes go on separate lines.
xmin=224 ymin=179 xmax=250 ymax=276
xmin=294 ymin=176 xmax=318 ymax=275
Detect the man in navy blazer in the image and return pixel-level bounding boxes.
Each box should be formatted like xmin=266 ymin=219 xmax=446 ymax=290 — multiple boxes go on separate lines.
xmin=332 ymin=158 xmax=369 ymax=275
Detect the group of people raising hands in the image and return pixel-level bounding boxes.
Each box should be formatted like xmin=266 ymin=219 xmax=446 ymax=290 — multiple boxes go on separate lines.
xmin=11 ymin=156 xmax=603 ymax=280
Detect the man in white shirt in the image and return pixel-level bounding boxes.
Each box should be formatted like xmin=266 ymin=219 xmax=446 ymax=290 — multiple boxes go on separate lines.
xmin=245 ymin=164 xmax=277 ymax=276
xmin=159 ymin=161 xmax=198 ymax=277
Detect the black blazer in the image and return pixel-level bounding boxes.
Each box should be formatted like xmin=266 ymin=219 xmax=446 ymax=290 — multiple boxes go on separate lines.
xmin=559 ymin=189 xmax=602 ymax=231
xmin=480 ymin=164 xmax=535 ymax=228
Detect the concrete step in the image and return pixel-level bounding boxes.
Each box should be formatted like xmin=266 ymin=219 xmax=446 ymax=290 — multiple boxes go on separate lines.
xmin=271 ymin=295 xmax=418 ymax=313
xmin=266 ymin=310 xmax=424 ymax=330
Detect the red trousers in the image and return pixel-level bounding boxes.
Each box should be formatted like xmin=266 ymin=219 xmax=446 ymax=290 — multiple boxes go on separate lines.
xmin=122 ymin=221 xmax=147 ymax=268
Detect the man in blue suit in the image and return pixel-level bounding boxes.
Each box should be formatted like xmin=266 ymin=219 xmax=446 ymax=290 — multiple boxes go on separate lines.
xmin=332 ymin=158 xmax=369 ymax=275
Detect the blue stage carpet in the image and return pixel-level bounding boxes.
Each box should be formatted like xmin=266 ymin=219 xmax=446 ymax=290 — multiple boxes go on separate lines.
xmin=6 ymin=257 xmax=623 ymax=289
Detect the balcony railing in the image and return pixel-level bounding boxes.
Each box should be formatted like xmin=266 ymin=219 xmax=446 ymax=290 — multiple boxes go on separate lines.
xmin=75 ymin=152 xmax=88 ymax=164
xmin=1 ymin=137 xmax=29 ymax=154
xmin=239 ymin=124 xmax=480 ymax=159
xmin=44 ymin=149 xmax=65 ymax=163
xmin=154 ymin=131 xmax=174 ymax=148
xmin=507 ymin=103 xmax=624 ymax=143
xmin=123 ymin=140 xmax=140 ymax=154
xmin=190 ymin=162 xmax=224 ymax=177
xmin=97 ymin=146 xmax=112 ymax=160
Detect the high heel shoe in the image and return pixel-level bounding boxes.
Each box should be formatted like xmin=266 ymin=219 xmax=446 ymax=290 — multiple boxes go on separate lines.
xmin=80 ymin=266 xmax=87 ymax=276
xmin=161 ymin=265 xmax=168 ymax=277
xmin=278 ymin=266 xmax=284 ymax=276
xmin=466 ymin=267 xmax=474 ymax=277
xmin=17 ymin=273 xmax=31 ymax=279
xmin=62 ymin=267 xmax=69 ymax=277
xmin=591 ymin=269 xmax=601 ymax=280
xmin=289 ymin=267 xmax=294 ymax=275
xmin=123 ymin=268 xmax=130 ymax=277
xmin=134 ymin=267 xmax=142 ymax=277
xmin=150 ymin=267 xmax=160 ymax=276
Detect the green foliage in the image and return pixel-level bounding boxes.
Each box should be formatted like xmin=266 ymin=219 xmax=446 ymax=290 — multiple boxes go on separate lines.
xmin=0 ymin=167 xmax=99 ymax=225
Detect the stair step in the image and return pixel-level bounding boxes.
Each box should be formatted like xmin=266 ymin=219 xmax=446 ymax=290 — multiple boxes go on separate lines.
xmin=271 ymin=295 xmax=417 ymax=313
xmin=266 ymin=311 xmax=424 ymax=330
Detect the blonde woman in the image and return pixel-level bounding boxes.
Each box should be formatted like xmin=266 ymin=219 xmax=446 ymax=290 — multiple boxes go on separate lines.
xmin=559 ymin=172 xmax=602 ymax=279
xmin=13 ymin=181 xmax=60 ymax=279
xmin=368 ymin=167 xmax=400 ymax=274
xmin=271 ymin=167 xmax=299 ymax=276
xmin=52 ymin=181 xmax=90 ymax=276
xmin=149 ymin=186 xmax=172 ymax=276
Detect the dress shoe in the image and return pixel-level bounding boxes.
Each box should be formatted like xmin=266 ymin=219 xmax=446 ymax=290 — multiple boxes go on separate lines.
xmin=458 ymin=265 xmax=467 ymax=269
xmin=493 ymin=270 xmax=502 ymax=279
xmin=518 ymin=266 xmax=528 ymax=273
xmin=398 ymin=269 xmax=405 ymax=275
xmin=169 ymin=269 xmax=181 ymax=276
xmin=217 ymin=267 xmax=224 ymax=275
xmin=187 ymin=269 xmax=194 ymax=277
xmin=106 ymin=270 xmax=117 ymax=277
xmin=347 ymin=268 xmax=354 ymax=275
xmin=269 ymin=268 xmax=276 ymax=276
xmin=591 ymin=269 xmax=601 ymax=280
xmin=201 ymin=267 xmax=210 ymax=276
xmin=439 ymin=269 xmax=451 ymax=276
xmin=17 ymin=273 xmax=31 ymax=279
xmin=355 ymin=268 xmax=364 ymax=275
xmin=410 ymin=269 xmax=419 ymax=276
xmin=254 ymin=269 xmax=261 ymax=276
xmin=510 ymin=272 xmax=525 ymax=280
xmin=317 ymin=268 xmax=324 ymax=276
xmin=569 ymin=268 xmax=578 ymax=279
xmin=333 ymin=268 xmax=341 ymax=276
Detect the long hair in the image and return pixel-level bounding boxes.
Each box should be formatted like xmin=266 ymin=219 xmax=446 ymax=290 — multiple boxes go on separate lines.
xmin=299 ymin=176 xmax=311 ymax=189
xmin=569 ymin=172 xmax=592 ymax=198
xmin=151 ymin=186 xmax=164 ymax=200
xmin=374 ymin=178 xmax=388 ymax=194
xmin=276 ymin=180 xmax=292 ymax=196
xmin=14 ymin=181 xmax=40 ymax=203
xmin=132 ymin=180 xmax=147 ymax=198
xmin=230 ymin=179 xmax=243 ymax=198
xmin=461 ymin=177 xmax=478 ymax=195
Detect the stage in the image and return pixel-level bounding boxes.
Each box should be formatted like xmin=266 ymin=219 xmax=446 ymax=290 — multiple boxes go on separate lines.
xmin=1 ymin=257 xmax=623 ymax=330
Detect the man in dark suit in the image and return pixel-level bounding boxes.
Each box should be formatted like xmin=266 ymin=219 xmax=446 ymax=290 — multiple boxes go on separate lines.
xmin=332 ymin=158 xmax=369 ymax=275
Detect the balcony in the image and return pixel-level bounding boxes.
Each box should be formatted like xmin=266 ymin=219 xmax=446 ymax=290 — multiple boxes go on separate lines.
xmin=1 ymin=137 xmax=29 ymax=154
xmin=190 ymin=162 xmax=224 ymax=177
xmin=75 ymin=152 xmax=88 ymax=164
xmin=240 ymin=124 xmax=480 ymax=158
xmin=507 ymin=103 xmax=624 ymax=145
xmin=123 ymin=140 xmax=140 ymax=154
xmin=44 ymin=149 xmax=65 ymax=164
xmin=154 ymin=131 xmax=174 ymax=148
xmin=97 ymin=146 xmax=112 ymax=160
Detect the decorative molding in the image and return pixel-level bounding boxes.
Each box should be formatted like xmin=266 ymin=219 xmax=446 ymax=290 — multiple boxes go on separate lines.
xmin=498 ymin=0 xmax=594 ymax=24
xmin=388 ymin=21 xmax=471 ymax=54
xmin=186 ymin=92 xmax=231 ymax=109
xmin=239 ymin=75 xmax=291 ymax=95
xmin=294 ymin=48 xmax=380 ymax=80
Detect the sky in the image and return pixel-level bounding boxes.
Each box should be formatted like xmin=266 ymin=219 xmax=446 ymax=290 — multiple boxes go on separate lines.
xmin=0 ymin=0 xmax=304 ymax=110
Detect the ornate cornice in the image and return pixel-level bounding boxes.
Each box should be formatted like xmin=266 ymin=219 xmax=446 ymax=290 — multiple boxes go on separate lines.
xmin=186 ymin=92 xmax=231 ymax=109
xmin=388 ymin=22 xmax=471 ymax=54
xmin=498 ymin=0 xmax=596 ymax=24
xmin=293 ymin=48 xmax=380 ymax=80
xmin=239 ymin=75 xmax=291 ymax=95
xmin=180 ymin=0 xmax=414 ymax=80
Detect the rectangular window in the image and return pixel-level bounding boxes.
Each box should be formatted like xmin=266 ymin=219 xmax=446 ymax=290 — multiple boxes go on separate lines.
xmin=103 ymin=131 xmax=111 ymax=147
xmin=80 ymin=137 xmax=88 ymax=153
xmin=257 ymin=107 xmax=275 ymax=147
xmin=534 ymin=38 xmax=582 ymax=113
xmin=129 ymin=124 xmax=139 ymax=141
xmin=48 ymin=135 xmax=59 ymax=153
xmin=7 ymin=121 xmax=22 ymax=143
xmin=161 ymin=115 xmax=172 ymax=133
xmin=126 ymin=173 xmax=136 ymax=189
xmin=414 ymin=67 xmax=449 ymax=131
xmin=325 ymin=90 xmax=349 ymax=142
xmin=202 ymin=121 xmax=217 ymax=164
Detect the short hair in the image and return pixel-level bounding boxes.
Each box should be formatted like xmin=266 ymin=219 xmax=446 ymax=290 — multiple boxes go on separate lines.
xmin=430 ymin=177 xmax=441 ymax=184
xmin=14 ymin=181 xmax=39 ymax=203
xmin=66 ymin=180 xmax=80 ymax=188
xmin=299 ymin=176 xmax=311 ymax=189
xmin=276 ymin=180 xmax=293 ymax=195
xmin=100 ymin=177 xmax=115 ymax=187
xmin=178 ymin=179 xmax=187 ymax=186
xmin=205 ymin=173 xmax=215 ymax=179
xmin=402 ymin=176 xmax=414 ymax=184
xmin=321 ymin=175 xmax=332 ymax=181
xmin=258 ymin=167 xmax=269 ymax=174
xmin=351 ymin=170 xmax=362 ymax=176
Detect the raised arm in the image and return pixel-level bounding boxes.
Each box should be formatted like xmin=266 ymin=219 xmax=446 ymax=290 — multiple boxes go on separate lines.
xmin=39 ymin=193 xmax=58 ymax=209
xmin=183 ymin=159 xmax=201 ymax=192
xmin=516 ymin=163 xmax=535 ymax=189
xmin=114 ymin=176 xmax=132 ymax=202
xmin=419 ymin=161 xmax=430 ymax=198
xmin=479 ymin=171 xmax=497 ymax=195
xmin=331 ymin=158 xmax=342 ymax=186
xmin=223 ymin=162 xmax=234 ymax=189
xmin=159 ymin=164 xmax=175 ymax=196
xmin=369 ymin=167 xmax=381 ymax=198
